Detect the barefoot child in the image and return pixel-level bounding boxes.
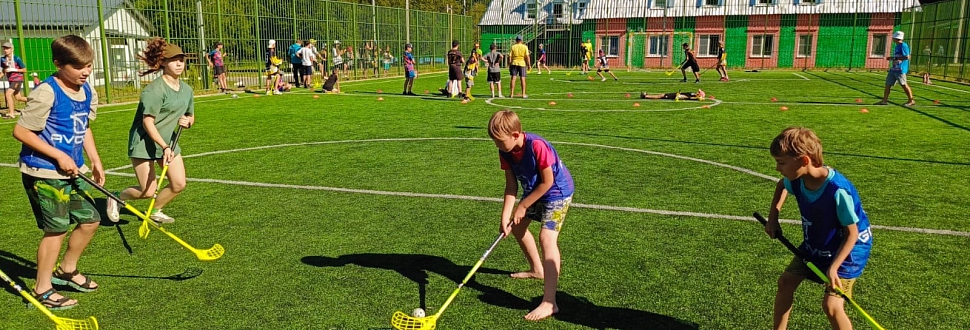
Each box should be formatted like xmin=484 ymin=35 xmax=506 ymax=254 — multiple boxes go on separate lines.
xmin=765 ymin=127 xmax=873 ymax=330
xmin=488 ymin=109 xmax=574 ymax=321
xmin=13 ymin=35 xmax=104 ymax=310
xmin=106 ymin=38 xmax=195 ymax=224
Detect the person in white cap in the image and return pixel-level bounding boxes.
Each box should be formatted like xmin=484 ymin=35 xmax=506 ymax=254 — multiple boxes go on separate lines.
xmin=877 ymin=31 xmax=915 ymax=106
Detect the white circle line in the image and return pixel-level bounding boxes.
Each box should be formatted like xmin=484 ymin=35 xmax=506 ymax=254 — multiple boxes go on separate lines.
xmin=95 ymin=170 xmax=970 ymax=237
xmin=484 ymin=97 xmax=721 ymax=112
xmin=55 ymin=137 xmax=964 ymax=237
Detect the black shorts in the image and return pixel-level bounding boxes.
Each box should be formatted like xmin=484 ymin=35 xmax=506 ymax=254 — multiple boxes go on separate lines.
xmin=681 ymin=61 xmax=700 ymax=72
xmin=213 ymin=65 xmax=225 ymax=76
xmin=598 ymin=67 xmax=610 ymax=72
xmin=487 ymin=71 xmax=501 ymax=82
xmin=449 ymin=66 xmax=463 ymax=80
xmin=509 ymin=65 xmax=527 ymax=77
xmin=301 ymin=65 xmax=313 ymax=76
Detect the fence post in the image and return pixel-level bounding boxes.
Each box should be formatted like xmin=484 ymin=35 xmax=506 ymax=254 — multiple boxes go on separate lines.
xmin=254 ymin=0 xmax=261 ymax=83
xmin=197 ymin=0 xmax=209 ymax=90
xmin=13 ymin=0 xmax=28 ymax=97
xmin=162 ymin=0 xmax=171 ymax=40
xmin=97 ymin=0 xmax=112 ymax=103
xmin=292 ymin=0 xmax=298 ymax=41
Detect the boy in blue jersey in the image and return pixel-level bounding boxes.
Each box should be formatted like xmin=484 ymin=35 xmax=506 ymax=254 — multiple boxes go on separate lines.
xmin=12 ymin=35 xmax=104 ymax=310
xmin=877 ymin=31 xmax=915 ymax=106
xmin=488 ymin=109 xmax=575 ymax=321
xmin=765 ymin=127 xmax=873 ymax=330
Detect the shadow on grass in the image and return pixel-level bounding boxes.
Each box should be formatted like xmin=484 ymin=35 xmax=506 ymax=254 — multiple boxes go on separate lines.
xmin=0 ymin=250 xmax=36 ymax=296
xmin=550 ymin=292 xmax=700 ymax=330
xmin=302 ymin=254 xmax=698 ymax=329
xmin=302 ymin=253 xmax=528 ymax=311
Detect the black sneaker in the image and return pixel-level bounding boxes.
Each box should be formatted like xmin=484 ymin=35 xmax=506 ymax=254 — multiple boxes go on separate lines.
xmin=680 ymin=79 xmax=687 ymax=82
xmin=695 ymin=79 xmax=700 ymax=83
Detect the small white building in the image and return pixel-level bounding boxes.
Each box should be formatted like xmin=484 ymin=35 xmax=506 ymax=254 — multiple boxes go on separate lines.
xmin=0 ymin=0 xmax=155 ymax=88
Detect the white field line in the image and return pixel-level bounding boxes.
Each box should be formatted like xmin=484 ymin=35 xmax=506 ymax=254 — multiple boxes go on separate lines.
xmin=91 ymin=170 xmax=970 ymax=238
xmin=1 ymin=97 xmax=237 ymax=124
xmin=792 ymin=73 xmax=810 ymax=80
xmin=3 ymin=137 xmax=966 ymax=237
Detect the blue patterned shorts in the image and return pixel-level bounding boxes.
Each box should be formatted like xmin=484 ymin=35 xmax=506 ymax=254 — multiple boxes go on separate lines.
xmin=525 ymin=196 xmax=572 ymax=232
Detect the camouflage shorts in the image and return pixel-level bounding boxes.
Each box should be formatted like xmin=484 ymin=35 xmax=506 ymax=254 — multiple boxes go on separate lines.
xmin=525 ymin=196 xmax=572 ymax=232
xmin=22 ymin=174 xmax=101 ymax=233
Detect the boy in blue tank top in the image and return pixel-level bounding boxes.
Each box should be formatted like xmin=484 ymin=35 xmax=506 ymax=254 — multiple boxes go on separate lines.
xmin=765 ymin=127 xmax=873 ymax=330
xmin=12 ymin=35 xmax=104 ymax=310
xmin=488 ymin=109 xmax=575 ymax=321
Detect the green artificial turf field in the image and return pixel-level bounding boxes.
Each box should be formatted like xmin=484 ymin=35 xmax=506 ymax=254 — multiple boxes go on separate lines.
xmin=1 ymin=70 xmax=968 ymax=329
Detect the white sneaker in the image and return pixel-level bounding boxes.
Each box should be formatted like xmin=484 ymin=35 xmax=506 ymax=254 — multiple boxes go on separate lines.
xmin=523 ymin=94 xmax=528 ymax=99
xmin=150 ymin=210 xmax=175 ymax=224
xmin=601 ymin=77 xmax=607 ymax=82
xmin=106 ymin=196 xmax=120 ymax=222
xmin=537 ymin=71 xmax=541 ymax=75
xmin=273 ymin=90 xmax=282 ymax=95
xmin=499 ymin=94 xmax=505 ymax=98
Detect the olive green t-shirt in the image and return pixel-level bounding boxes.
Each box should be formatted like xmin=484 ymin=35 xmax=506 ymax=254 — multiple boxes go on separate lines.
xmin=128 ymin=76 xmax=194 ymax=159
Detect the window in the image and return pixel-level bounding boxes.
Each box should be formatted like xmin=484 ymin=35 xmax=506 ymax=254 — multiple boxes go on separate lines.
xmin=654 ymin=0 xmax=669 ymax=8
xmin=648 ymin=35 xmax=669 ymax=57
xmin=757 ymin=0 xmax=773 ymax=5
xmin=552 ymin=3 xmax=563 ymax=18
xmin=800 ymin=0 xmax=819 ymax=4
xmin=705 ymin=0 xmax=720 ymax=5
xmin=751 ymin=34 xmax=774 ymax=57
xmin=797 ymin=34 xmax=812 ymax=57
xmin=577 ymin=2 xmax=587 ymax=9
xmin=602 ymin=36 xmax=619 ymax=56
xmin=526 ymin=3 xmax=536 ymax=19
xmin=871 ymin=34 xmax=888 ymax=57
xmin=698 ymin=35 xmax=721 ymax=57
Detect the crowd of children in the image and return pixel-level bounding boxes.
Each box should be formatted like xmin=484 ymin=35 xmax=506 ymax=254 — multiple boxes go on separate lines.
xmin=7 ymin=30 xmax=912 ymax=330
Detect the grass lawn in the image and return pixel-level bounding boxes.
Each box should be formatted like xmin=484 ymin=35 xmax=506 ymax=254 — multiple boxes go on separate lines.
xmin=1 ymin=69 xmax=968 ymax=329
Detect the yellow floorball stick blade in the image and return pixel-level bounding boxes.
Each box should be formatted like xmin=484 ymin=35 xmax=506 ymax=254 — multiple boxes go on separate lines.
xmin=137 ymin=220 xmax=151 ymax=239
xmin=391 ymin=311 xmax=437 ymax=330
xmin=55 ymin=315 xmax=99 ymax=330
xmin=196 ymin=244 xmax=225 ymax=261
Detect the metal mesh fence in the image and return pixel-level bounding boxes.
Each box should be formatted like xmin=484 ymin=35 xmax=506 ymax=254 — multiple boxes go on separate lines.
xmin=476 ymin=0 xmax=935 ymax=73
xmin=900 ymin=0 xmax=970 ymax=82
xmin=0 ymin=0 xmax=470 ymax=106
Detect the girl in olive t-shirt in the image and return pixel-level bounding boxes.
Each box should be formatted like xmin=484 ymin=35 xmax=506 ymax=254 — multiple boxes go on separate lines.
xmin=106 ymin=38 xmax=195 ymax=224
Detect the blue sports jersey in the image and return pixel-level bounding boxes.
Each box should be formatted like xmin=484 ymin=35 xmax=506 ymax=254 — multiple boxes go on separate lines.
xmin=288 ymin=43 xmax=302 ymax=64
xmin=19 ymin=76 xmax=93 ymax=170
xmin=499 ymin=133 xmax=574 ymax=202
xmin=786 ymin=169 xmax=872 ymax=279
xmin=891 ymin=42 xmax=910 ymax=74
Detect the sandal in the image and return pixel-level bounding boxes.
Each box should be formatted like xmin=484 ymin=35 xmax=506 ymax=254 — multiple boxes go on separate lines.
xmin=29 ymin=288 xmax=77 ymax=311
xmin=0 ymin=113 xmax=15 ymax=119
xmin=51 ymin=267 xmax=99 ymax=292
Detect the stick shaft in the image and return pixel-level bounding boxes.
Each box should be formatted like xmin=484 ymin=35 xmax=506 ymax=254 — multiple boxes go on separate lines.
xmin=433 ymin=233 xmax=505 ymax=317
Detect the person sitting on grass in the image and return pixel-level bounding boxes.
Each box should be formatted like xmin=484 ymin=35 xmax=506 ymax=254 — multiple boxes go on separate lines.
xmin=321 ymin=72 xmax=340 ymax=93
xmin=639 ymin=89 xmax=705 ymax=100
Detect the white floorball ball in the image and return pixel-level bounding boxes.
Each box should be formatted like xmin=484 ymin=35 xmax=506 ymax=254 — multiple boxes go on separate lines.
xmin=412 ymin=308 xmax=425 ymax=318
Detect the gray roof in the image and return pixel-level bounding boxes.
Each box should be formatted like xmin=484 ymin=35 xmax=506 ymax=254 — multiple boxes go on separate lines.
xmin=480 ymin=0 xmax=584 ymax=26
xmin=0 ymin=0 xmax=129 ymax=27
xmin=480 ymin=0 xmax=921 ymax=25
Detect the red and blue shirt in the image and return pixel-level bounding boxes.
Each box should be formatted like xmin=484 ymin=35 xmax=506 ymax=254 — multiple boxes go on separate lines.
xmin=499 ymin=133 xmax=574 ymax=202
